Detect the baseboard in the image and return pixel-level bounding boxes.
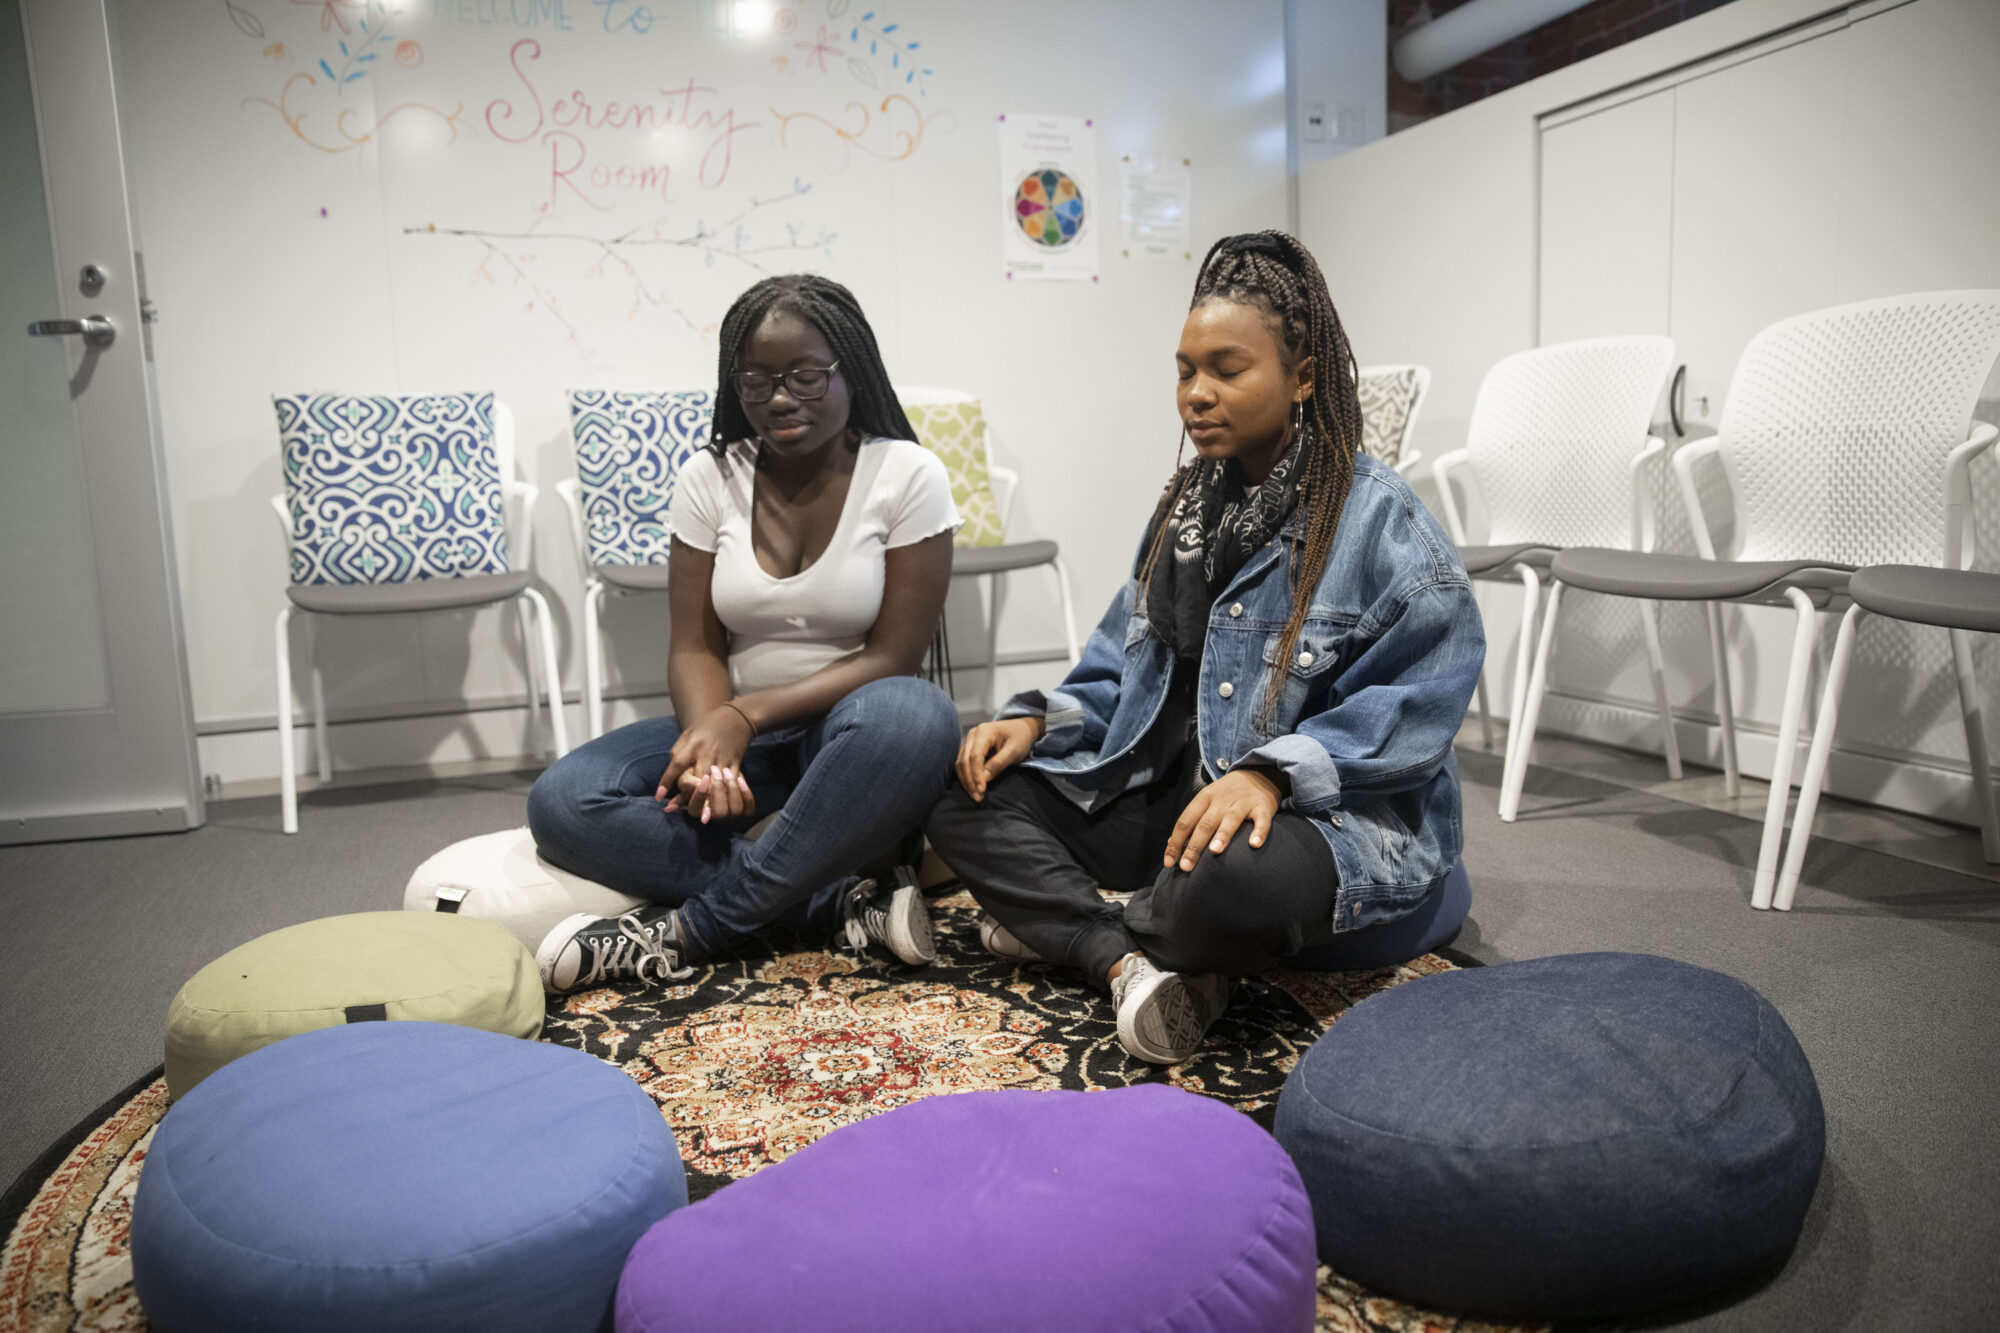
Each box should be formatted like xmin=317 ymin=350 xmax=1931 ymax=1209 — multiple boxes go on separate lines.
xmin=1531 ymin=689 xmax=1984 ymax=827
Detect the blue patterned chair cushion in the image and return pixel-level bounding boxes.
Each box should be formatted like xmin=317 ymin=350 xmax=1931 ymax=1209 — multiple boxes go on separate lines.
xmin=276 ymin=392 xmax=509 ymax=584
xmin=567 ymin=390 xmax=713 ymax=569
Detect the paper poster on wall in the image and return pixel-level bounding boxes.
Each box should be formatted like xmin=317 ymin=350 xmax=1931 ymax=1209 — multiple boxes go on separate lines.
xmin=999 ymin=113 xmax=1098 ymax=282
xmin=1119 ymin=156 xmax=1192 ymax=261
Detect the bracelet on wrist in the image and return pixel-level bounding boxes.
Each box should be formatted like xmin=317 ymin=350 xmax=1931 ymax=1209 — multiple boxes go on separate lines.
xmin=721 ymin=701 xmax=758 ymax=738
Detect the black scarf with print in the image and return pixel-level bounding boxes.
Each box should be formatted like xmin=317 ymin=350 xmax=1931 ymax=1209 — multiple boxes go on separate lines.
xmin=1141 ymin=425 xmax=1306 ymax=660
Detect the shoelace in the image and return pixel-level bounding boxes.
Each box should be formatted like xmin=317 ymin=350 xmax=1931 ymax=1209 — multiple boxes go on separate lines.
xmin=580 ymin=913 xmax=695 ymax=986
xmin=841 ymin=880 xmax=885 ymax=956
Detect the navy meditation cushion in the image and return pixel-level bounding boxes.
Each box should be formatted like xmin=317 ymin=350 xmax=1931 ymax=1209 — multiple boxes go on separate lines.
xmin=1274 ymin=951 xmax=1823 ymax=1321
xmin=131 ymin=1021 xmax=685 ymax=1333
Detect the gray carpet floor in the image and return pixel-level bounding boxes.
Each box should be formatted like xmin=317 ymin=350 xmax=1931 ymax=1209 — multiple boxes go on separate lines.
xmin=2 ymin=749 xmax=1995 ymax=1330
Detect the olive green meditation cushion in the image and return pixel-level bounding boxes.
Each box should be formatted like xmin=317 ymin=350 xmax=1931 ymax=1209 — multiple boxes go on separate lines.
xmin=165 ymin=911 xmax=543 ymax=1098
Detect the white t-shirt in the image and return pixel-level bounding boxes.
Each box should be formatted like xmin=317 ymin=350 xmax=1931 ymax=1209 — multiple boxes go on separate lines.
xmin=670 ymin=436 xmax=960 ymax=694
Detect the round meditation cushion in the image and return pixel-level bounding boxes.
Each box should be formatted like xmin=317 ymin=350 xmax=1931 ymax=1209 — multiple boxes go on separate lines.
xmin=164 ymin=910 xmax=542 ymax=1098
xmin=1274 ymin=951 xmax=1824 ymax=1321
xmin=1288 ymin=860 xmax=1470 ymax=972
xmin=616 ymin=1084 xmax=1318 ymax=1333
xmin=404 ymin=826 xmax=646 ymax=952
xmin=131 ymin=1021 xmax=686 ymax=1333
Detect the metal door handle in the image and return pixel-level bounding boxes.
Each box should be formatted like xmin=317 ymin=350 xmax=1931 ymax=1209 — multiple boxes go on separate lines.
xmin=1669 ymin=364 xmax=1686 ymax=436
xmin=28 ymin=315 xmax=115 ymax=348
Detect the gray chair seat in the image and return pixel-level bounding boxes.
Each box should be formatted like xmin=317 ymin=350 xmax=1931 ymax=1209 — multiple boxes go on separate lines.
xmin=952 ymin=540 xmax=1060 ymax=576
xmin=1551 ymin=548 xmax=1853 ymax=605
xmin=1456 ymin=542 xmax=1559 ymax=578
xmin=597 ymin=562 xmax=674 ymax=593
xmin=287 ymin=570 xmax=532 ymax=615
xmin=1850 ymin=564 xmax=2000 ymax=634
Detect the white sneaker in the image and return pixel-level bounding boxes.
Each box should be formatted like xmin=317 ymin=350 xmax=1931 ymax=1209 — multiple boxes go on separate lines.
xmin=842 ymin=868 xmax=936 ymax=966
xmin=1111 ymin=953 xmax=1230 ymax=1065
xmin=978 ymin=913 xmax=1045 ymax=963
xmin=536 ymin=907 xmax=695 ymax=994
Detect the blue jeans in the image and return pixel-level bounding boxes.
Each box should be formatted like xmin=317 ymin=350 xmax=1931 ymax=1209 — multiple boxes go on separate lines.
xmin=527 ymin=675 xmax=960 ymax=956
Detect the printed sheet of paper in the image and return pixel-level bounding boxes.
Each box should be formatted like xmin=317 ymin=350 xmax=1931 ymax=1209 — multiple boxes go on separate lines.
xmin=1119 ymin=156 xmax=1192 ymax=260
xmin=999 ymin=113 xmax=1099 ymax=282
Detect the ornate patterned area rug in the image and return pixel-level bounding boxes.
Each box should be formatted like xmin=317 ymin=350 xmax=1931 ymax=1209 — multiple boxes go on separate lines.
xmin=1 ymin=890 xmax=1533 ymax=1333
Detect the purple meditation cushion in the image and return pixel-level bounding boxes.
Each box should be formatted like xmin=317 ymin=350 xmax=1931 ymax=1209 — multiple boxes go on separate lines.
xmin=616 ymin=1084 xmax=1317 ymax=1333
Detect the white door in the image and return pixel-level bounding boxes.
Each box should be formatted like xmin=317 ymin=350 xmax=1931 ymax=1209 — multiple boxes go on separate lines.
xmin=0 ymin=0 xmax=201 ymax=842
xmin=1537 ymin=88 xmax=1675 ymax=345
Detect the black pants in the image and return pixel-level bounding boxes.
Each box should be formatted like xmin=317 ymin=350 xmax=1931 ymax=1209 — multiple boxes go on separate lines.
xmin=925 ymin=758 xmax=1340 ymax=983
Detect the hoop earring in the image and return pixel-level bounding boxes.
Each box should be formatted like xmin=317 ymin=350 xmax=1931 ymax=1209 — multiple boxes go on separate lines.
xmin=1290 ymin=400 xmax=1303 ymax=440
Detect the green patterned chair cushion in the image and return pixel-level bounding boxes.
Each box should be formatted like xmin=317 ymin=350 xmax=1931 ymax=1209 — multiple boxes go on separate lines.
xmin=905 ymin=400 xmax=1004 ymax=548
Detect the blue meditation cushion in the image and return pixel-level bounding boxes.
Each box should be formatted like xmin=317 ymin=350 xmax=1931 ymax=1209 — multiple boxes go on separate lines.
xmin=131 ymin=1021 xmax=685 ymax=1333
xmin=1274 ymin=952 xmax=1823 ymax=1321
xmin=617 ymin=1085 xmax=1319 ymax=1332
xmin=1289 ymin=861 xmax=1470 ymax=972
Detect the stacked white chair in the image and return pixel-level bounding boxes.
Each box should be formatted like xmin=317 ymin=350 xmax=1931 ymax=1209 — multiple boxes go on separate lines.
xmin=1431 ymin=338 xmax=1680 ymax=819
xmin=1356 ymin=365 xmax=1433 ymax=477
xmin=1537 ymin=292 xmax=2000 ymax=908
xmin=555 ymin=389 xmax=713 ymax=740
xmin=270 ymin=393 xmax=566 ymax=834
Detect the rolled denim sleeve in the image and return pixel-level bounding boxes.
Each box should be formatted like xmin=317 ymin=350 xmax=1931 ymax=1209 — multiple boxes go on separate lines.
xmin=996 ymin=579 xmax=1135 ymax=759
xmin=1237 ymin=578 xmax=1485 ymax=815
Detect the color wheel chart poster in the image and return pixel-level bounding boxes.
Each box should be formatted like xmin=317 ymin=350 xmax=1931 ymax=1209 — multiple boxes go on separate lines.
xmin=999 ymin=113 xmax=1098 ymax=282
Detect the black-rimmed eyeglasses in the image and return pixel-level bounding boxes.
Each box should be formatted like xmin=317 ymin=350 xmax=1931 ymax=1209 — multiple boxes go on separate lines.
xmin=731 ymin=362 xmax=841 ymax=404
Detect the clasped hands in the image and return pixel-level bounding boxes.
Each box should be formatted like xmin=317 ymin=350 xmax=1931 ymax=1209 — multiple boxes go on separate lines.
xmin=657 ymin=704 xmax=758 ymax=824
xmin=956 ymin=717 xmax=1287 ymax=872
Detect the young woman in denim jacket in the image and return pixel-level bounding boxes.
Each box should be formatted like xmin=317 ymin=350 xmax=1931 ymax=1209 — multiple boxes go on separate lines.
xmin=527 ymin=276 xmax=963 ymax=993
xmin=927 ymin=232 xmax=1485 ymax=1064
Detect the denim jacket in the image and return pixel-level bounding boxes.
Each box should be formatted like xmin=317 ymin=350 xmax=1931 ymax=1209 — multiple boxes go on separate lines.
xmin=1000 ymin=455 xmax=1485 ymax=934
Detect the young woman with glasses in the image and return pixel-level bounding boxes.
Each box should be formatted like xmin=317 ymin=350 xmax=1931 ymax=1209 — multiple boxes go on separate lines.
xmin=528 ymin=274 xmax=962 ymax=992
xmin=927 ymin=232 xmax=1485 ymax=1064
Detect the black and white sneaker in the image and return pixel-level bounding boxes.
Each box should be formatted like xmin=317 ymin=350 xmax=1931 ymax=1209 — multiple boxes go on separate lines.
xmin=1110 ymin=953 xmax=1230 ymax=1065
xmin=536 ymin=906 xmax=696 ymax=994
xmin=842 ymin=867 xmax=936 ymax=966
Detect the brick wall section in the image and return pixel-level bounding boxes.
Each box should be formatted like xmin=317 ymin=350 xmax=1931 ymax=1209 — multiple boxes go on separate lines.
xmin=1387 ymin=0 xmax=1739 ymax=132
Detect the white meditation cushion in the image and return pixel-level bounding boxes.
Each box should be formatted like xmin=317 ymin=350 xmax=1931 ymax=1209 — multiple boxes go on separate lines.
xmin=403 ymin=827 xmax=646 ymax=952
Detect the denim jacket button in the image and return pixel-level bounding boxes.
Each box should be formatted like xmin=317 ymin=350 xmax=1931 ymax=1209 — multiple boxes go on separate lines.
xmin=1332 ymin=814 xmax=1343 ymax=828
xmin=1229 ymin=602 xmax=1243 ymax=617
xmin=1217 ymin=681 xmax=1234 ymax=699
xmin=1297 ymin=650 xmax=1314 ymax=667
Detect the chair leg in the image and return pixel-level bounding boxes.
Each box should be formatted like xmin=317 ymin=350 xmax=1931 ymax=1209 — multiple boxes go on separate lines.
xmin=1949 ymin=626 xmax=2000 ymax=862
xmin=275 ymin=606 xmax=298 ymax=835
xmin=1474 ymin=673 xmax=1494 ymax=750
xmin=1050 ymin=555 xmax=1082 ymax=665
xmin=1501 ymin=580 xmax=1563 ymax=822
xmin=984 ymin=571 xmax=1006 ymax=716
xmin=521 ymin=587 xmax=569 ymax=757
xmin=584 ymin=580 xmax=606 ymax=741
xmin=1705 ymin=601 xmax=1742 ymax=798
xmin=517 ymin=597 xmax=544 ymax=758
xmin=1637 ymin=599 xmax=1682 ymax=781
xmin=1752 ymin=589 xmax=1820 ymax=909
xmin=1499 ymin=567 xmax=1541 ymax=813
xmin=1775 ymin=604 xmax=1863 ymax=910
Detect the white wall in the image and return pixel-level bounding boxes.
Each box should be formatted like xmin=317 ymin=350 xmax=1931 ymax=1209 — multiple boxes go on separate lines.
xmin=111 ymin=0 xmax=1290 ymax=783
xmin=1284 ymin=0 xmax=1387 ymax=228
xmin=1301 ymin=0 xmax=2000 ymax=824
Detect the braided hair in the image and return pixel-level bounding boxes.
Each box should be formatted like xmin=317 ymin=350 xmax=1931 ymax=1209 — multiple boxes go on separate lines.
xmin=1139 ymin=231 xmax=1365 ymax=723
xmin=710 ymin=274 xmax=916 ymax=452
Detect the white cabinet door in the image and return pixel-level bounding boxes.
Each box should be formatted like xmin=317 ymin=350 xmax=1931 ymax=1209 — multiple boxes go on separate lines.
xmin=1668 ymin=28 xmax=1851 ymax=443
xmin=1538 ymin=89 xmax=1675 ymax=344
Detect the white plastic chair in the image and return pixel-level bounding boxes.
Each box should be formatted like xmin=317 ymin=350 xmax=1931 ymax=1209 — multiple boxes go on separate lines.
xmin=555 ymin=390 xmax=713 ymax=739
xmin=898 ymin=387 xmax=1081 ymax=712
xmin=1542 ymin=292 xmax=2000 ymax=908
xmin=1431 ymin=337 xmax=1680 ymax=820
xmin=1356 ymin=364 xmax=1432 ymax=477
xmin=269 ymin=395 xmax=566 ymax=833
